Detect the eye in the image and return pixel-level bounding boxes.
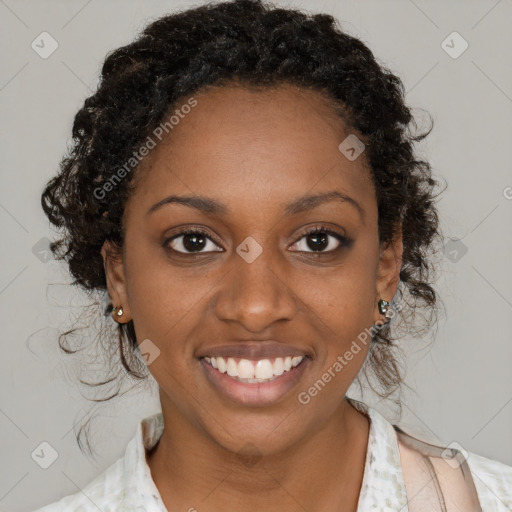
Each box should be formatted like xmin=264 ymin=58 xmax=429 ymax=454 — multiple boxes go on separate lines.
xmin=164 ymin=227 xmax=223 ymax=254
xmin=163 ymin=225 xmax=352 ymax=256
xmin=290 ymin=225 xmax=352 ymax=253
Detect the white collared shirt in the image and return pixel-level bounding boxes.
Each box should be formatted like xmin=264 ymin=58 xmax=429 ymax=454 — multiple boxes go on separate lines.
xmin=32 ymin=398 xmax=512 ymax=511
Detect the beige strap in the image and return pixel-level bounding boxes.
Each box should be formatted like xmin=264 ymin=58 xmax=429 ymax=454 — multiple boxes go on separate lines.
xmin=395 ymin=426 xmax=482 ymax=511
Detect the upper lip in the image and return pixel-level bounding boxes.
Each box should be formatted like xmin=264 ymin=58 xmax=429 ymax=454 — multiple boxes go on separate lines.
xmin=198 ymin=341 xmax=310 ymax=360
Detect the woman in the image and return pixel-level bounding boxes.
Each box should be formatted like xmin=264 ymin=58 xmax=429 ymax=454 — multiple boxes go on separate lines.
xmin=33 ymin=0 xmax=511 ymax=510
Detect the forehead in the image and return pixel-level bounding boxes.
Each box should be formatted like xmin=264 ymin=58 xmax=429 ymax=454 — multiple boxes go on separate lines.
xmin=127 ymin=83 xmax=376 ymax=220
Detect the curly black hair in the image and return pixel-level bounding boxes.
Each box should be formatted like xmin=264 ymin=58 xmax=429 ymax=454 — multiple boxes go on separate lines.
xmin=41 ymin=0 xmax=445 ymax=454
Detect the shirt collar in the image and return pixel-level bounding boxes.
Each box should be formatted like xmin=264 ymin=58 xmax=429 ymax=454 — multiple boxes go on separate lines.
xmin=121 ymin=399 xmax=408 ymax=511
xmin=348 ymin=397 xmax=409 ymax=512
xmin=122 ymin=411 xmax=167 ymax=511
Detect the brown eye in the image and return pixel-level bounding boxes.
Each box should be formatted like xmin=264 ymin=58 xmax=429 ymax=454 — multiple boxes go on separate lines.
xmin=290 ymin=226 xmax=352 ymax=253
xmin=164 ymin=228 xmax=223 ymax=254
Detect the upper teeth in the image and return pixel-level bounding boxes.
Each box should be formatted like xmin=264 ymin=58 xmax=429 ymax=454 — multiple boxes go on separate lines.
xmin=204 ymin=356 xmax=304 ymax=380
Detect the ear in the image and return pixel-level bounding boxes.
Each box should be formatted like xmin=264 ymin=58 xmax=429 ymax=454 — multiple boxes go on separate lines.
xmin=101 ymin=240 xmax=132 ymax=323
xmin=372 ymin=224 xmax=403 ymax=325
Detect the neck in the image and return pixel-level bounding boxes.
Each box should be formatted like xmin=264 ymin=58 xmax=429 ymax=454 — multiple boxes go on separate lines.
xmin=147 ymin=396 xmax=370 ymax=512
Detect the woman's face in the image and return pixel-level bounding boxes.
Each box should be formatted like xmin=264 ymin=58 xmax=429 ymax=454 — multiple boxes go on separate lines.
xmin=103 ymin=83 xmax=402 ymax=455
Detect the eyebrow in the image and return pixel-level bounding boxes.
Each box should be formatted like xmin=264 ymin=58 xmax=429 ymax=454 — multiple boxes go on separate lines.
xmin=146 ymin=190 xmax=365 ymax=220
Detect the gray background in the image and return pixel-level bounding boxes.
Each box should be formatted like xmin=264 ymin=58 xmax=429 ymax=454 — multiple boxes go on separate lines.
xmin=1 ymin=0 xmax=511 ymax=510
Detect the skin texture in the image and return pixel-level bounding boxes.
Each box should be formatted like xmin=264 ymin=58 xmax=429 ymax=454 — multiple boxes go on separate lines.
xmin=102 ymin=83 xmax=403 ymax=511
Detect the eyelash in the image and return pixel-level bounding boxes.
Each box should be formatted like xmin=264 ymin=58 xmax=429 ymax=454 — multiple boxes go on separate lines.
xmin=294 ymin=225 xmax=351 ymax=254
xmin=163 ymin=224 xmax=352 ymax=256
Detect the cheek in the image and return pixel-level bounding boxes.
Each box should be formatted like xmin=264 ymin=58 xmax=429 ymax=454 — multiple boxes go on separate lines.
xmin=124 ymin=241 xmax=209 ymax=350
xmin=301 ymin=254 xmax=377 ymax=326
xmin=300 ymin=252 xmax=377 ymax=373
xmin=125 ymin=225 xmax=378 ymax=349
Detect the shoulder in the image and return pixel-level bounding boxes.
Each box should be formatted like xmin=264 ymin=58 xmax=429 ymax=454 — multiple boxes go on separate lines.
xmin=466 ymin=450 xmax=512 ymax=511
xmin=31 ymin=412 xmax=165 ymax=512
xmin=392 ymin=417 xmax=512 ymax=511
xmin=30 ymin=457 xmax=125 ymax=512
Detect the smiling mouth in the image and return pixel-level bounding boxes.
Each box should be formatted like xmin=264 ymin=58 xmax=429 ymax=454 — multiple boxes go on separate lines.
xmin=202 ymin=355 xmax=307 ymax=384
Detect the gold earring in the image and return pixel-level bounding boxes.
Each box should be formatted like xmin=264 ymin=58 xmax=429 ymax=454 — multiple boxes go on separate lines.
xmin=112 ymin=306 xmax=124 ymax=320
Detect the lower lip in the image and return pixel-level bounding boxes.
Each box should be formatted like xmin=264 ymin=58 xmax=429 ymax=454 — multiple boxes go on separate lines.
xmin=200 ymin=357 xmax=311 ymax=406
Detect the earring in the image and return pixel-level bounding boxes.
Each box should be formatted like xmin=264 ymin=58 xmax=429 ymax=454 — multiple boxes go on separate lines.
xmin=378 ymin=299 xmax=393 ymax=321
xmin=112 ymin=306 xmax=124 ymax=320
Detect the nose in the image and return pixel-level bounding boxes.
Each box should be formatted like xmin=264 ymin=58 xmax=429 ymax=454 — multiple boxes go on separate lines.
xmin=213 ymin=249 xmax=298 ymax=333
